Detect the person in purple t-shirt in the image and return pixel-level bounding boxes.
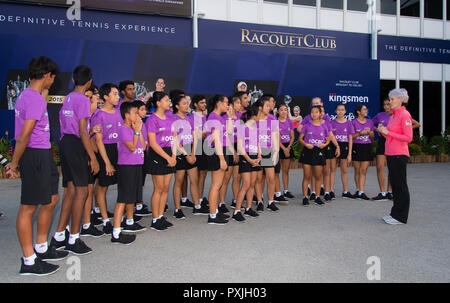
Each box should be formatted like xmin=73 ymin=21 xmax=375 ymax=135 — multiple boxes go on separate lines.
xmin=52 ymin=65 xmax=100 ymax=256
xmin=299 ymin=105 xmax=330 ymax=206
xmin=351 ymin=104 xmax=375 ymax=200
xmin=111 ymin=102 xmax=147 ymax=244
xmin=146 ymin=92 xmax=177 ymax=231
xmin=6 ymin=56 xmax=66 ymax=276
xmin=276 ymin=104 xmax=295 ymax=200
xmin=371 ymin=97 xmax=393 ymax=201
xmin=330 ymin=104 xmax=355 ymax=199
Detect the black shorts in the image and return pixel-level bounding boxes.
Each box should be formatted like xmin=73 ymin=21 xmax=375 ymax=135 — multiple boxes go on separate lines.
xmin=352 ymin=143 xmax=374 ymax=162
xmin=260 ymin=147 xmax=278 ymax=168
xmin=376 ymin=136 xmax=386 ymax=155
xmin=207 ymin=146 xmax=234 ymax=171
xmin=176 ymin=154 xmax=196 ymax=171
xmin=325 ymin=144 xmax=336 ymax=159
xmin=195 ymin=154 xmax=209 ymax=171
xmin=230 ymin=143 xmax=239 ymax=166
xmin=60 ymin=135 xmax=90 ymax=188
xmin=147 ymin=146 xmax=176 ymax=175
xmin=238 ymin=154 xmax=262 ymax=173
xmin=279 ymin=142 xmax=293 ymax=160
xmin=337 ymin=142 xmax=350 ymax=159
xmin=117 ymin=165 xmax=143 ymax=204
xmin=275 ymin=159 xmax=281 ymax=174
xmin=96 ymin=143 xmax=118 ymax=187
xmin=299 ymin=146 xmax=325 ymax=166
xmin=19 ymin=148 xmax=59 ymax=205
xmin=88 ymin=169 xmax=98 ymax=185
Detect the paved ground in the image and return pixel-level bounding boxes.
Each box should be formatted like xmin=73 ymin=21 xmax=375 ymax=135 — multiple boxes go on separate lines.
xmin=0 ymin=163 xmax=449 ymax=283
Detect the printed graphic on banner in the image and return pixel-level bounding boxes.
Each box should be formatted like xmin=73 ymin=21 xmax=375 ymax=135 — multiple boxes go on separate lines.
xmin=1 ymin=70 xmax=29 ymax=110
xmin=233 ymin=80 xmax=279 ymax=104
xmin=7 ymin=0 xmax=192 ymax=17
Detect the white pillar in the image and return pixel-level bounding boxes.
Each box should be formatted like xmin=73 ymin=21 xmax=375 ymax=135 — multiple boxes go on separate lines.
xmin=419 ymin=63 xmax=424 ymax=137
xmin=316 ymin=0 xmax=321 ymax=29
xmin=443 ymin=0 xmax=447 ymax=134
xmin=193 ymin=0 xmax=198 ymax=48
xmin=257 ymin=0 xmax=263 ymax=24
xmin=343 ymin=0 xmax=347 ymax=31
xmin=288 ymin=0 xmax=293 ymax=27
xmin=226 ymin=0 xmax=232 ymax=21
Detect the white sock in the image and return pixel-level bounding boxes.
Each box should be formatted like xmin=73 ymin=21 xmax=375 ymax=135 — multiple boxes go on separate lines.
xmin=54 ymin=231 xmax=66 ymax=242
xmin=23 ymin=254 xmax=37 ymax=266
xmin=283 ymin=190 xmax=288 ymax=194
xmin=219 ymin=203 xmax=223 ymax=207
xmin=181 ymin=197 xmax=187 ymax=203
xmin=103 ymin=218 xmax=110 ymax=226
xmin=381 ymin=192 xmax=386 ymax=196
xmin=136 ymin=204 xmax=143 ymax=211
xmin=194 ymin=204 xmax=201 ymax=209
xmin=275 ymin=192 xmax=281 ymax=197
xmin=158 ymin=215 xmax=163 ymax=219
xmin=233 ymin=199 xmax=236 ymax=203
xmin=234 ymin=210 xmax=240 ymax=215
xmin=82 ymin=223 xmax=91 ymax=230
xmin=113 ymin=228 xmax=121 ymax=239
xmin=360 ymin=191 xmax=364 ymax=194
xmin=321 ymin=184 xmax=324 ymax=188
xmin=94 ymin=207 xmax=100 ymax=214
xmin=175 ymin=209 xmax=179 ymax=213
xmin=34 ymin=242 xmax=48 ymax=254
xmin=210 ymin=213 xmax=216 ymax=219
xmin=199 ymin=198 xmax=203 ymax=203
xmin=215 ymin=209 xmax=219 ymax=214
xmin=325 ymin=192 xmax=329 ymax=195
xmin=126 ymin=219 xmax=134 ymax=226
xmin=268 ymin=200 xmax=274 ymax=205
xmin=311 ymin=192 xmax=316 ymax=195
xmin=152 ymin=218 xmax=157 ymax=223
xmin=68 ymin=233 xmax=79 ymax=245
xmin=65 ymin=225 xmax=70 ymax=232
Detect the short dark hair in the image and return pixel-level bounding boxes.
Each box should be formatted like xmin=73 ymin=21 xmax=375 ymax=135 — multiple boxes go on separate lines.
xmin=234 ymin=91 xmax=248 ymax=101
xmin=73 ymin=65 xmax=92 ymax=86
xmin=86 ymin=84 xmax=98 ymax=94
xmin=120 ymin=101 xmax=138 ymax=120
xmin=335 ymin=103 xmax=346 ymax=110
xmin=119 ymin=80 xmax=134 ymax=93
xmin=310 ymin=105 xmax=322 ymax=113
xmin=169 ymin=89 xmax=185 ymax=100
xmin=99 ymin=83 xmax=118 ymax=101
xmin=192 ymin=94 xmax=206 ymax=105
xmin=150 ymin=91 xmax=168 ymax=110
xmin=354 ymin=104 xmax=366 ymax=115
xmin=172 ymin=94 xmax=186 ymax=114
xmin=28 ymin=56 xmax=60 ymax=80
xmin=261 ymin=94 xmax=275 ymax=101
xmin=132 ymin=100 xmax=145 ymax=109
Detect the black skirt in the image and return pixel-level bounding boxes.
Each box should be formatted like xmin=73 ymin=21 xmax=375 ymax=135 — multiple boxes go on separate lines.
xmin=352 ymin=143 xmax=374 ymax=162
xmin=147 ymin=146 xmax=176 ymax=175
xmin=299 ymin=146 xmax=326 ymax=166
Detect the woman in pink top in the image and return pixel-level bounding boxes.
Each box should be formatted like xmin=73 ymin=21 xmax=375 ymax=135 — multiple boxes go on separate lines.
xmin=377 ymin=88 xmax=413 ymax=225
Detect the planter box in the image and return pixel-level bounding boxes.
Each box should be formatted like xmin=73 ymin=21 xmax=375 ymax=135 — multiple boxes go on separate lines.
xmin=409 ymin=155 xmax=435 ymax=164
xmin=437 ymin=154 xmax=450 ymax=162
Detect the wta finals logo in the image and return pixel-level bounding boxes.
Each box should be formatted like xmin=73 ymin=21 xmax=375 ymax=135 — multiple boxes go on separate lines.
xmin=7 ymin=76 xmax=29 ymax=110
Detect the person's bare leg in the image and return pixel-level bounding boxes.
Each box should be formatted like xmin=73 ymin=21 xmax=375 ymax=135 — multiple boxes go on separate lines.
xmin=330 ymin=158 xmax=337 ymax=192
xmin=173 ymin=170 xmax=186 ymax=211
xmin=69 ymin=186 xmax=89 ymax=236
xmin=236 ymin=173 xmax=251 ymax=210
xmin=17 ymin=205 xmax=38 ymax=258
xmin=302 ymin=165 xmax=312 ymax=197
xmin=94 ymin=184 xmax=109 ymax=220
xmin=353 ymin=161 xmax=361 ymax=191
xmin=340 ymin=159 xmax=349 ymax=192
xmin=219 ymin=167 xmax=232 ymax=204
xmin=208 ymin=170 xmax=225 ymax=215
xmin=187 ymin=168 xmax=200 ymax=206
xmin=36 ymin=194 xmax=60 ymax=245
xmin=159 ymin=174 xmax=173 ymax=217
xmin=264 ymin=168 xmax=275 ymax=202
xmin=83 ymin=184 xmax=94 ymax=225
xmin=231 ymin=166 xmax=241 ymax=201
xmin=359 ymin=161 xmax=369 ymax=192
xmin=56 ymin=183 xmax=75 ymax=232
xmin=281 ymin=159 xmax=290 ymax=192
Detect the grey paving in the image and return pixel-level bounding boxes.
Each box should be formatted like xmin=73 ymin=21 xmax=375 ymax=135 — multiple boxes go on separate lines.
xmin=0 ymin=163 xmax=449 ymax=283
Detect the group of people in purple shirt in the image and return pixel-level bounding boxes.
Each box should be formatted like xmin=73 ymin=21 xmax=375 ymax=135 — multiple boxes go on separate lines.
xmin=6 ymin=56 xmax=416 ymax=277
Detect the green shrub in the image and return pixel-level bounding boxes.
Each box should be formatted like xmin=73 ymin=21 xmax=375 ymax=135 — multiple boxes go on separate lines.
xmin=429 ymin=135 xmax=446 ymax=155
xmin=444 ymin=127 xmax=450 ymax=155
xmin=292 ymin=141 xmax=303 ymax=160
xmin=408 ymin=143 xmax=423 ymax=156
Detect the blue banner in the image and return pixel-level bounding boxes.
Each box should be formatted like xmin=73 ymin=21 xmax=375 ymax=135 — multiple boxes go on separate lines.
xmin=378 ymin=35 xmax=450 ymax=64
xmin=198 ymin=19 xmax=371 ymax=59
xmin=0 ymin=2 xmax=192 ymax=46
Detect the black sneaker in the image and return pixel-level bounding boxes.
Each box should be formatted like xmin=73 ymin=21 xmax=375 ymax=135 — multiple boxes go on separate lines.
xmin=81 ymin=224 xmax=104 ymax=238
xmin=107 ymin=211 xmax=114 ymax=219
xmin=372 ymin=193 xmax=388 ymax=201
xmin=309 ymin=193 xmax=317 ymax=201
xmin=232 ymin=211 xmax=246 ymax=222
xmin=342 ymin=192 xmax=353 ymax=199
xmin=218 ymin=203 xmax=229 ymax=214
xmin=90 ymin=213 xmax=103 ymax=226
xmin=284 ymin=191 xmax=295 ymax=199
xmin=267 ymin=202 xmax=279 ymax=212
xmin=64 ymin=238 xmax=93 ymax=256
xmin=244 ymin=208 xmax=259 ymax=217
xmin=150 ymin=219 xmax=167 ymax=231
xmin=324 ymin=193 xmax=331 ymax=202
xmin=351 ymin=191 xmax=360 ymax=199
xmin=387 ymin=192 xmax=394 ymax=200
xmin=320 ymin=187 xmax=325 ymax=196
xmin=135 ymin=206 xmax=152 ymax=217
xmin=230 ymin=200 xmax=237 ymax=209
xmin=111 ymin=233 xmax=136 ymax=245
xmin=201 ymin=197 xmax=209 ymax=207
xmin=49 ymin=234 xmax=68 ymax=251
xmin=134 ymin=215 xmax=142 ymax=223
xmin=103 ymin=221 xmax=113 ymax=235
xmin=19 ymin=258 xmax=60 ymax=276
xmin=180 ymin=199 xmax=195 ymax=208
xmin=193 ymin=204 xmax=210 ymax=215
xmin=207 ymin=215 xmax=228 ymax=225
xmin=256 ymin=202 xmax=264 ymax=212
xmin=315 ymin=197 xmax=325 ymax=206
xmin=35 ymin=246 xmax=69 ymax=261
xmin=173 ymin=209 xmax=186 ymax=220
xmin=358 ymin=193 xmax=370 ymax=200
xmin=0 ymin=212 xmax=4 ymax=219
xmin=217 ymin=212 xmax=230 ymax=219
xmin=161 ymin=216 xmax=173 ymax=228
xmin=93 ymin=211 xmax=102 ymax=220
xmin=122 ymin=222 xmax=147 ymax=233
xmin=330 ymin=191 xmax=336 ymax=200
xmin=302 ymin=197 xmax=310 ymax=206
xmin=274 ymin=194 xmax=288 ymax=202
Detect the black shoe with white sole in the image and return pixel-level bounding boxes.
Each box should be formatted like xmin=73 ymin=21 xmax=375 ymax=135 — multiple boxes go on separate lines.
xmin=135 ymin=207 xmax=152 ymax=217
xmin=309 ymin=193 xmax=317 ymax=201
xmin=81 ymin=224 xmax=104 ymax=238
xmin=230 ymin=200 xmax=237 ymax=209
xmin=302 ymin=197 xmax=310 ymax=206
xmin=111 ymin=233 xmax=136 ymax=245
xmin=274 ymin=195 xmax=288 ymax=202
xmin=284 ymin=191 xmax=295 ymax=199
xmin=330 ymin=191 xmax=336 ymax=200
xmin=218 ymin=204 xmax=230 ymax=214
xmin=103 ymin=221 xmax=113 ymax=235
xmin=256 ymin=202 xmax=264 ymax=212
xmin=315 ymin=197 xmax=325 ymax=206
xmin=244 ymin=208 xmax=259 ymax=217
xmin=342 ymin=192 xmax=353 ymax=199
xmin=207 ymin=216 xmax=228 ymax=225
xmin=150 ymin=219 xmax=167 ymax=231
xmin=358 ymin=193 xmax=370 ymax=200
xmin=19 ymin=258 xmax=60 ymax=276
xmin=267 ymin=203 xmax=279 ymax=212
xmin=232 ymin=211 xmax=246 ymax=222
xmin=173 ymin=209 xmax=186 ymax=220
xmin=161 ymin=217 xmax=173 ymax=228
xmin=35 ymin=246 xmax=69 ymax=262
xmin=193 ymin=204 xmax=210 ymax=215
xmin=180 ymin=199 xmax=195 ymax=208
xmin=122 ymin=222 xmax=147 ymax=233
xmin=372 ymin=193 xmax=388 ymax=201
xmin=64 ymin=238 xmax=92 ymax=256
xmin=217 ymin=212 xmax=230 ymax=219
xmin=387 ymin=192 xmax=394 ymax=200
xmin=49 ymin=229 xmax=70 ymax=250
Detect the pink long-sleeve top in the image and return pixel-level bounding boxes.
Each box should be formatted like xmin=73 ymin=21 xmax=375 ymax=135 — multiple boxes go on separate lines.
xmin=384 ymin=106 xmax=413 ymax=157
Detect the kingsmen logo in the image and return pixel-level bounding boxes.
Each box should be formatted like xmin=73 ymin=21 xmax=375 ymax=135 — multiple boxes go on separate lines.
xmin=241 ymin=29 xmax=337 ymax=50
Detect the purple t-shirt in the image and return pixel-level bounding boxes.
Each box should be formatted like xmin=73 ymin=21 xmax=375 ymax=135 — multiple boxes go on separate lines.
xmin=372 ymin=112 xmax=392 ymax=128
xmin=223 ymin=113 xmax=242 ymax=145
xmin=117 ymin=125 xmax=144 ymax=165
xmin=241 ymin=122 xmax=259 ymax=154
xmin=205 ymin=112 xmax=228 ymax=147
xmin=14 ymin=89 xmax=50 ymax=149
xmin=59 ymin=92 xmax=90 ymax=138
xmin=330 ymin=120 xmax=355 ymax=142
xmin=145 ymin=113 xmax=174 ymax=148
xmin=279 ymin=118 xmax=294 ymax=144
xmin=257 ymin=115 xmax=279 ymax=149
xmin=301 ymin=122 xmax=328 ymax=147
xmin=191 ymin=112 xmax=206 ymax=132
xmin=141 ymin=123 xmax=149 ymax=149
xmin=172 ymin=114 xmax=194 ymax=146
xmin=302 ymin=113 xmax=331 ymax=125
xmin=90 ymin=109 xmax=123 ymax=144
xmin=352 ymin=119 xmax=375 ymax=144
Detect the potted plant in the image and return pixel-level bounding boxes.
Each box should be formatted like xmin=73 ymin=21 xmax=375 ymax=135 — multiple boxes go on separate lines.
xmin=0 ymin=132 xmax=14 ymax=179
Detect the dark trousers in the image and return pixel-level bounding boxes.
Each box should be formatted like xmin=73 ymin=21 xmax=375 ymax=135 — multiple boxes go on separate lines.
xmin=387 ymin=155 xmax=410 ymax=223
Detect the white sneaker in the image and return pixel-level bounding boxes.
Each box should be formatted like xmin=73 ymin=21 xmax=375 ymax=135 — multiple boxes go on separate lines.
xmin=382 ymin=215 xmax=392 ymax=222
xmin=384 ymin=216 xmax=405 ymax=225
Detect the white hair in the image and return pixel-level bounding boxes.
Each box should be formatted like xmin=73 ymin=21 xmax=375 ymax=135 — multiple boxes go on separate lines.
xmin=389 ymin=88 xmax=409 ymax=104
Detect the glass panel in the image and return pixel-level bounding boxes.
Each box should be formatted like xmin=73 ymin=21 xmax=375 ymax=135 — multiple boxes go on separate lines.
xmin=321 ymin=0 xmax=343 ymax=9
xmin=424 ymin=0 xmax=443 ymax=19
xmin=400 ymin=0 xmax=420 ymax=17
xmin=423 ymin=82 xmax=442 ymax=137
xmin=293 ymin=0 xmax=317 ymax=5
xmin=379 ymin=0 xmax=397 ymax=15
xmin=347 ymin=0 xmax=369 ymax=12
